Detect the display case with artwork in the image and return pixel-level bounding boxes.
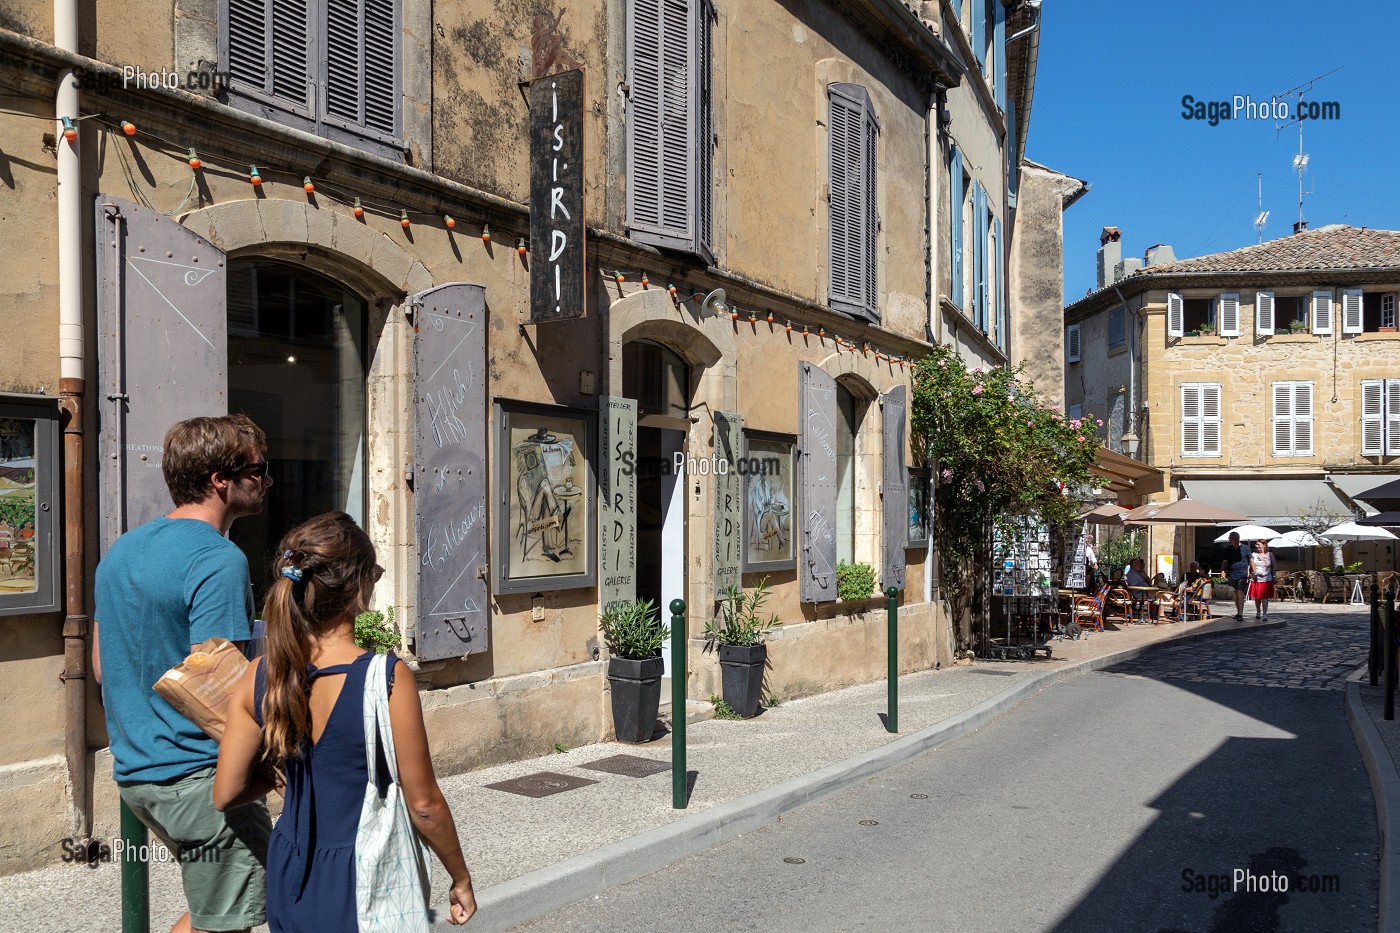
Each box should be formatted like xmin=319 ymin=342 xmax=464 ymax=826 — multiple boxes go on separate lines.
xmin=742 ymin=433 xmax=796 ymax=572
xmin=0 ymin=395 xmax=60 ymax=616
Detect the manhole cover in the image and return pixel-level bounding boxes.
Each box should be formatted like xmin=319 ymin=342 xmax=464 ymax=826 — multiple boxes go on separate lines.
xmin=784 ymin=857 xmax=806 ymax=864
xmin=484 ymin=771 xmax=598 ymax=798
xmin=910 ymin=794 xmax=928 ymax=799
xmin=859 ymin=820 xmax=879 ymax=826
xmin=578 ymin=754 xmax=670 ymax=778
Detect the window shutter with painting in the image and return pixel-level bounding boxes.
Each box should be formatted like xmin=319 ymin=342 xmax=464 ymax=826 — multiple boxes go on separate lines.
xmin=1272 ymin=382 xmax=1293 ymax=456
xmin=1255 ymin=291 xmax=1275 ymax=335
xmin=1219 ymin=293 xmax=1240 ymax=337
xmin=1167 ymin=292 xmax=1184 ymax=337
xmin=879 ymin=385 xmax=907 ymax=593
xmin=1361 ymin=379 xmax=1384 ymax=456
xmin=1066 ymin=324 xmax=1080 ymax=363
xmin=949 ymin=148 xmax=964 ymax=310
xmin=799 ymin=363 xmax=838 ymax=603
xmin=1342 ymin=288 xmax=1364 ymax=334
xmin=1294 ymin=381 xmax=1314 ymax=455
xmin=95 ymin=196 xmax=228 ymax=550
xmin=1181 ymin=384 xmax=1201 ymax=456
xmin=627 ymin=0 xmax=697 ymax=251
xmin=1201 ymin=383 xmax=1222 ymax=456
xmin=1312 ymin=290 xmax=1334 ymax=335
xmin=412 ymin=284 xmax=489 ymax=659
xmin=1388 ymin=379 xmax=1400 ymax=457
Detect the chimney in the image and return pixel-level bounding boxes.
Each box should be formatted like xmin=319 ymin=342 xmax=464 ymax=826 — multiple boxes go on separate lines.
xmin=1096 ymin=226 xmax=1122 ymax=290
xmin=1144 ymin=244 xmax=1176 ymax=267
xmin=1293 ymin=220 xmax=1308 ymax=234
xmin=1115 ymin=257 xmax=1143 ymax=281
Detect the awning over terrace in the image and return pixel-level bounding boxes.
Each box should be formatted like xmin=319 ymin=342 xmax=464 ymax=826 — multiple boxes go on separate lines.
xmin=1178 ymin=479 xmax=1352 ymax=527
xmin=1089 ymin=447 xmax=1164 ymax=499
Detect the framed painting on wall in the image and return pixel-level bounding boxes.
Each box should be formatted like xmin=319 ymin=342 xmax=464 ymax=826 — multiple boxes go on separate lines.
xmin=742 ymin=432 xmax=796 ymax=572
xmin=493 ymin=401 xmax=597 ymax=594
xmin=907 ymin=470 xmax=930 ymax=550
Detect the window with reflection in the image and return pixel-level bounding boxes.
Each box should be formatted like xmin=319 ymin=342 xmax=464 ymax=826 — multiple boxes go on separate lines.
xmin=623 ymin=339 xmax=690 ymax=419
xmin=836 ymin=383 xmax=862 ymax=565
xmin=226 ymin=260 xmax=368 ymax=602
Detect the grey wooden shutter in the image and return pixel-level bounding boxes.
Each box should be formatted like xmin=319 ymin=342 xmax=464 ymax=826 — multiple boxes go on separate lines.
xmin=993 ymin=0 xmax=1006 ymax=112
xmin=1362 ymin=379 xmax=1384 ymax=456
xmin=224 ymin=0 xmax=313 ymax=116
xmin=880 ymin=385 xmax=907 ymax=593
xmin=96 ymin=196 xmax=228 ymax=549
xmin=713 ymin=411 xmax=743 ymax=593
xmin=949 ymin=147 xmax=964 ymax=309
xmin=697 ymin=0 xmax=714 ymax=255
xmin=412 ymin=283 xmax=489 ymax=659
xmin=799 ymin=363 xmax=838 ymax=603
xmin=323 ymin=0 xmax=399 ymax=142
xmin=829 ymin=83 xmax=875 ymax=321
xmin=1066 ymin=324 xmax=1081 ymax=362
xmin=627 ymin=0 xmax=696 ymax=250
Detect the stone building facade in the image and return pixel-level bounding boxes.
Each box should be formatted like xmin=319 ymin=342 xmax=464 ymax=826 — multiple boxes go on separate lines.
xmin=0 ymin=0 xmax=1053 ymax=869
xmin=1064 ymin=224 xmax=1400 ymax=570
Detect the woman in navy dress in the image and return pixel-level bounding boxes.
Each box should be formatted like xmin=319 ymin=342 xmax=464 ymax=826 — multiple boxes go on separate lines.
xmin=215 ymin=512 xmax=476 ymax=929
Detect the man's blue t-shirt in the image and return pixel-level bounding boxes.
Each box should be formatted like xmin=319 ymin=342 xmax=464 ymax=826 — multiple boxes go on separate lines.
xmin=95 ymin=517 xmax=254 ymax=785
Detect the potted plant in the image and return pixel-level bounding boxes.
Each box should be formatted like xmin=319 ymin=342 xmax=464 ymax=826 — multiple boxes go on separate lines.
xmin=600 ymin=599 xmax=669 ymax=742
xmin=1197 ymin=323 xmax=1216 ymax=337
xmin=354 ymin=607 xmax=399 ymax=653
xmin=705 ymin=578 xmax=779 ymax=718
xmin=1288 ymin=320 xmax=1309 ymax=333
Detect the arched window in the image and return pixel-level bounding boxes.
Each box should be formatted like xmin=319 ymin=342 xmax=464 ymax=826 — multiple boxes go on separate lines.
xmin=226 ymin=260 xmax=368 ymax=599
xmin=835 ymin=382 xmax=863 ymax=565
xmin=623 ymin=339 xmax=690 ymax=419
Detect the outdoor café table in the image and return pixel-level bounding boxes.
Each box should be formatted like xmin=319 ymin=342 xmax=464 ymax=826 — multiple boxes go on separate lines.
xmin=1125 ymin=586 xmax=1160 ymax=624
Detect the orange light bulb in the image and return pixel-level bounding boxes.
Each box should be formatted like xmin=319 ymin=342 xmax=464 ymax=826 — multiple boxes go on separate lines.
xmin=120 ymin=120 xmax=136 ymax=136
xmin=303 ymin=176 xmax=315 ymax=193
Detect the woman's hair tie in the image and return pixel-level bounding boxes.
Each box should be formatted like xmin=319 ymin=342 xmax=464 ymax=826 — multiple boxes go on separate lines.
xmin=280 ymin=565 xmax=304 ymax=582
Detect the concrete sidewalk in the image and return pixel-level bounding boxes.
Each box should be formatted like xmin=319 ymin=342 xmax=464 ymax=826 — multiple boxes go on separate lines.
xmin=1346 ymin=649 xmax=1400 ymax=933
xmin=1 ymin=606 xmax=1296 ymax=933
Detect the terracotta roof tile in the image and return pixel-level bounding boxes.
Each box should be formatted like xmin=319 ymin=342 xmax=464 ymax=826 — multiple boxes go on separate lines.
xmin=1130 ymin=224 xmax=1400 ymax=275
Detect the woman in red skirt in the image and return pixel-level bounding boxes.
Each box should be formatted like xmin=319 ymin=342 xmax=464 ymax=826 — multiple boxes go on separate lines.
xmin=1247 ymin=538 xmax=1278 ymax=622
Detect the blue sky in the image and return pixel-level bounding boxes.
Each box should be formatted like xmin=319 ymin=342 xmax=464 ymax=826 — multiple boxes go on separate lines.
xmin=1030 ymin=0 xmax=1400 ymax=301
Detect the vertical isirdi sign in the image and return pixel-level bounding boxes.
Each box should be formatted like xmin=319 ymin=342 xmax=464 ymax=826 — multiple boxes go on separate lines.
xmin=529 ymin=68 xmax=586 ymax=323
xmin=600 ymin=396 xmax=637 ymax=608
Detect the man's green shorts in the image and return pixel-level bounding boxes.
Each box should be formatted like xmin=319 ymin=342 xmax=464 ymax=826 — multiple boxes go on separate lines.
xmin=119 ymin=766 xmax=271 ymax=931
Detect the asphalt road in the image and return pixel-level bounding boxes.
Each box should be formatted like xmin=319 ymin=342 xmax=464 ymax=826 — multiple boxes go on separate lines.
xmin=518 ymin=615 xmax=1378 ymax=932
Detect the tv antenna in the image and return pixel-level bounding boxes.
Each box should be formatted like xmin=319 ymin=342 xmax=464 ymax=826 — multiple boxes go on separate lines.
xmin=1274 ymin=67 xmax=1339 ymax=232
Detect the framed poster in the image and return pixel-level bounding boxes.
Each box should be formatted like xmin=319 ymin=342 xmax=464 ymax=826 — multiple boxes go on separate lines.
xmin=493 ymin=401 xmax=596 ymax=594
xmin=742 ymin=432 xmax=796 ymax=572
xmin=0 ymin=395 xmax=60 ymax=616
xmin=907 ymin=470 xmax=930 ymax=550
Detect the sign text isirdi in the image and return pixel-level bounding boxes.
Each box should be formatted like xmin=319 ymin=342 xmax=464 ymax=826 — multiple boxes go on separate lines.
xmin=529 ymin=69 xmax=586 ymax=323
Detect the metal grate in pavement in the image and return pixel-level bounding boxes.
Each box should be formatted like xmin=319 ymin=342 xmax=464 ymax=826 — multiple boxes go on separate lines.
xmin=578 ymin=754 xmax=671 ymax=778
xmin=484 ymin=771 xmax=599 ymax=798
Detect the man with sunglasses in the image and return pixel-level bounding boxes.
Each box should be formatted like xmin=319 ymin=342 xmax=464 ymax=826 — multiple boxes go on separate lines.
xmin=93 ymin=415 xmax=274 ymax=933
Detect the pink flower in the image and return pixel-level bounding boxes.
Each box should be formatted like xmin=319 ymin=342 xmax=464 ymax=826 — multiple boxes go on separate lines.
xmin=1027 ymin=420 xmax=1035 ymax=427
xmin=973 ymin=366 xmax=984 ymax=374
xmin=1096 ymin=419 xmax=1104 ymax=427
xmin=972 ymin=385 xmax=983 ymax=396
xmin=1077 ymin=435 xmax=1086 ymax=442
xmin=937 ymin=360 xmax=946 ymax=368
xmin=940 ymin=468 xmax=953 ymax=481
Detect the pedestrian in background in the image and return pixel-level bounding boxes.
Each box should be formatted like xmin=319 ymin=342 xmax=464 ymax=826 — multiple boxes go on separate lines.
xmin=1221 ymin=531 xmax=1250 ymax=622
xmin=214 ymin=512 xmax=477 ymax=931
xmin=93 ymin=415 xmax=274 ymax=933
xmin=1248 ymin=538 xmax=1277 ymax=622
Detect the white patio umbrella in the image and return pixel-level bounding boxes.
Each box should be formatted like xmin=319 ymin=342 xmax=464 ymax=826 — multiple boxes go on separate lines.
xmin=1321 ymin=521 xmax=1399 ymax=543
xmin=1213 ymin=524 xmax=1279 ymax=543
xmin=1269 ymin=529 xmax=1328 ymax=548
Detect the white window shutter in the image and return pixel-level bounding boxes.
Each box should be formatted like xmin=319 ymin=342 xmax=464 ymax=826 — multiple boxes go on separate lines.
xmin=1067 ymin=324 xmax=1081 ymax=363
xmin=1181 ymin=383 xmax=1201 ymax=455
xmin=1342 ymin=289 xmax=1364 ymax=334
xmin=1272 ymin=382 xmax=1293 ymax=455
xmin=1255 ymin=292 xmax=1275 ymax=335
xmin=1388 ymin=379 xmax=1400 ymax=456
xmin=1312 ymin=290 xmax=1334 ymax=335
xmin=1201 ymin=383 xmax=1222 ymax=456
xmin=1362 ymin=379 xmax=1384 ymax=455
xmin=1294 ymin=382 xmax=1314 ymax=455
xmin=1219 ymin=293 xmax=1240 ymax=337
xmin=1167 ymin=292 xmax=1184 ymax=337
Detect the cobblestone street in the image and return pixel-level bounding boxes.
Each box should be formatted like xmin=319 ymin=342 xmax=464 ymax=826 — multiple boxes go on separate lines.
xmin=1107 ymin=602 xmax=1370 ymax=691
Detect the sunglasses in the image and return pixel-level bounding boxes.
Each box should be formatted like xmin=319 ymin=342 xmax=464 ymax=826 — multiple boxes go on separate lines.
xmin=232 ymin=460 xmax=271 ymax=479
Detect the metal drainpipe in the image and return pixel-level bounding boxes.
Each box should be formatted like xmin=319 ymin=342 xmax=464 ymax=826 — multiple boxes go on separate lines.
xmin=55 ymin=0 xmax=91 ymax=840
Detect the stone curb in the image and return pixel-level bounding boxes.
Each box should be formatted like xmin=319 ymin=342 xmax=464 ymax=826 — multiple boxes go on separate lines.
xmin=1345 ymin=666 xmax=1400 ymax=933
xmin=458 ymin=619 xmax=1283 ymax=933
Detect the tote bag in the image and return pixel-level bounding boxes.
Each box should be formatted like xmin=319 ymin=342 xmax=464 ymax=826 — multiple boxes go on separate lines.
xmin=354 ymin=653 xmax=433 ymax=931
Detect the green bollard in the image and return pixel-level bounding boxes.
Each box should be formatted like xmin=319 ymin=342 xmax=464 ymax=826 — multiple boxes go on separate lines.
xmin=670 ymin=598 xmax=687 ymax=809
xmin=120 ymin=798 xmax=150 ymax=933
xmin=886 ymin=587 xmax=899 ymax=734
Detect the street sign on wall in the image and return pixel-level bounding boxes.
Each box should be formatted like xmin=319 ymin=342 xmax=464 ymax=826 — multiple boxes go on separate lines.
xmin=529 ymin=69 xmax=586 ymax=323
